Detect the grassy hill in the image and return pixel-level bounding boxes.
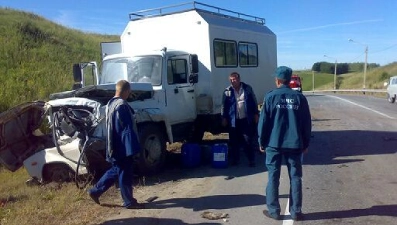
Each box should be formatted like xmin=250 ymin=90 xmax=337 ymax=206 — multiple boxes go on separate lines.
xmin=0 ymin=7 xmax=395 ymax=113
xmin=0 ymin=8 xmax=119 ymax=112
xmin=296 ymin=62 xmax=397 ymax=91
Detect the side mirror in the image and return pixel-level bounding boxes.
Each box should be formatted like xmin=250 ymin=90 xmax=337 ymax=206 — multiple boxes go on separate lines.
xmin=73 ymin=64 xmax=82 ymax=83
xmin=190 ymin=54 xmax=199 ymax=73
xmin=189 ymin=74 xmax=198 ymax=84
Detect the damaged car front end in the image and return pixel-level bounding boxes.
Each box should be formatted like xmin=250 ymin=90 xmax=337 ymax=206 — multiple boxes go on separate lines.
xmin=0 ymin=82 xmax=155 ymax=186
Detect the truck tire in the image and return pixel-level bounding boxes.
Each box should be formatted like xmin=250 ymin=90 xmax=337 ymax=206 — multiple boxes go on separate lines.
xmin=43 ymin=163 xmax=74 ymax=183
xmin=137 ymin=124 xmax=166 ymax=174
xmin=387 ymin=93 xmax=395 ymax=103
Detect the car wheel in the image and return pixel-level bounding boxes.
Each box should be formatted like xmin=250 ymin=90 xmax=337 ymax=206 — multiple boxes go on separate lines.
xmin=43 ymin=163 xmax=74 ymax=183
xmin=387 ymin=93 xmax=395 ymax=103
xmin=137 ymin=124 xmax=167 ymax=175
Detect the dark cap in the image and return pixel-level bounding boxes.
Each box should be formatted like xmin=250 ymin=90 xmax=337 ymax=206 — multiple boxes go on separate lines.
xmin=273 ymin=66 xmax=292 ymax=81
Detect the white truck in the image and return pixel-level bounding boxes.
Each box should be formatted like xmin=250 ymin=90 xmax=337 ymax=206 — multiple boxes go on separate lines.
xmin=0 ymin=2 xmax=277 ymax=183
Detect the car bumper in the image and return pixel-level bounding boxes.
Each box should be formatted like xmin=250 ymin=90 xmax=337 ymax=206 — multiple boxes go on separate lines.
xmin=291 ymin=87 xmax=302 ymax=92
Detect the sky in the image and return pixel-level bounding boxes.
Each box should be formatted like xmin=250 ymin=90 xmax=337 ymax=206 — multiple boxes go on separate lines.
xmin=1 ymin=0 xmax=396 ymax=70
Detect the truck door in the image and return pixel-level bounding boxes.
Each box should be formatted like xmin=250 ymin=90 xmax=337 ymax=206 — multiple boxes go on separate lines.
xmin=165 ymin=56 xmax=196 ymax=124
xmin=72 ymin=62 xmax=98 ymax=89
xmin=100 ymin=42 xmax=122 ymax=59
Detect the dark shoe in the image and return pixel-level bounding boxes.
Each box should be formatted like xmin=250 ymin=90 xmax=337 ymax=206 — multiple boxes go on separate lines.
xmin=88 ymin=191 xmax=100 ymax=205
xmin=291 ymin=212 xmax=304 ymax=221
xmin=126 ymin=203 xmax=146 ymax=209
xmin=263 ymin=210 xmax=280 ymax=220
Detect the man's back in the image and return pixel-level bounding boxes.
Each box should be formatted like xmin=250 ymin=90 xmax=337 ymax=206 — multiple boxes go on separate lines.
xmin=259 ymin=84 xmax=311 ymax=150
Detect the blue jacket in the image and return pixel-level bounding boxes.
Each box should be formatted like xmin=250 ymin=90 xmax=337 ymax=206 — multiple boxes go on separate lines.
xmin=258 ymin=84 xmax=311 ymax=150
xmin=106 ymin=97 xmax=141 ymax=162
xmin=221 ymin=82 xmax=259 ymax=127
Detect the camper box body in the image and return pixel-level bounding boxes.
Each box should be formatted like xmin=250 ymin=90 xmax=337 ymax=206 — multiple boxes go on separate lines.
xmin=120 ymin=7 xmax=277 ymax=122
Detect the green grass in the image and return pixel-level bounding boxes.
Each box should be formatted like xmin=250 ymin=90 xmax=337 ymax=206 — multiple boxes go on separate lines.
xmin=0 ymin=169 xmax=118 ymax=225
xmin=338 ymin=62 xmax=397 ymax=89
xmin=294 ymin=71 xmax=335 ymax=91
xmin=0 ymin=8 xmax=119 ymax=113
xmin=295 ymin=62 xmax=397 ymax=91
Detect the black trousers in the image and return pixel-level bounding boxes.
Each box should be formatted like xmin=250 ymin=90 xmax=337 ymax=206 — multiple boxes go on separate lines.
xmin=228 ymin=118 xmax=257 ymax=164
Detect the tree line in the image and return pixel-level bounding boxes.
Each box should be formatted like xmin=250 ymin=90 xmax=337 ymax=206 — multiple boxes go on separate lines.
xmin=312 ymin=62 xmax=380 ymax=75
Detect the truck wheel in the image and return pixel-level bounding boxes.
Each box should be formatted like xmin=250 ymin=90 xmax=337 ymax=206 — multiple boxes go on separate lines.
xmin=138 ymin=124 xmax=166 ymax=174
xmin=43 ymin=163 xmax=74 ymax=183
xmin=387 ymin=93 xmax=395 ymax=103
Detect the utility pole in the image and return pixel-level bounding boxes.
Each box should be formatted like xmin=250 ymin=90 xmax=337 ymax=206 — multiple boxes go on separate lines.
xmin=349 ymin=39 xmax=368 ymax=89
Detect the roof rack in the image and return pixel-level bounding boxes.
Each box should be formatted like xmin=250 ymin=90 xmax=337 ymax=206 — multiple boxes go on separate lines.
xmin=128 ymin=1 xmax=265 ymax=25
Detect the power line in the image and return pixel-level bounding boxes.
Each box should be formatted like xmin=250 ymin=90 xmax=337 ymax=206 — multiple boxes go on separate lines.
xmin=347 ymin=52 xmax=365 ymax=63
xmin=371 ymin=43 xmax=397 ymax=54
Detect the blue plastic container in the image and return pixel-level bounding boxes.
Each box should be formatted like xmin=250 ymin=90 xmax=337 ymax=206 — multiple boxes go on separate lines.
xmin=212 ymin=143 xmax=228 ymax=168
xmin=181 ymin=143 xmax=201 ymax=167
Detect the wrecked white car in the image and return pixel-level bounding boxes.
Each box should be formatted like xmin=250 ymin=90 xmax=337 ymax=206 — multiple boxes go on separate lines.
xmin=0 ymin=82 xmax=163 ymax=185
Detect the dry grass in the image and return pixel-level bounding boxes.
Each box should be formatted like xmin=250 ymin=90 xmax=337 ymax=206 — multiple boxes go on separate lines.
xmin=0 ymin=133 xmax=229 ymax=225
xmin=0 ymin=168 xmax=123 ymax=225
xmin=333 ymin=62 xmax=397 ymax=90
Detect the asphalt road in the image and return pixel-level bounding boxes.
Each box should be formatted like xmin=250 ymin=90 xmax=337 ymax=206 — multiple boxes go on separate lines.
xmin=103 ymin=94 xmax=397 ymax=225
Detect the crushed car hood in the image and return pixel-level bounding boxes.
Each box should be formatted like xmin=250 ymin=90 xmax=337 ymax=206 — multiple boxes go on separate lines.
xmin=49 ymin=83 xmax=154 ymax=104
xmin=0 ymin=101 xmax=48 ymax=172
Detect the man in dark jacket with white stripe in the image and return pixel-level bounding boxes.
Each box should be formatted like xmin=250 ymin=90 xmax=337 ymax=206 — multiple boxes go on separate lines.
xmin=221 ymin=72 xmax=259 ymax=167
xmin=258 ymin=66 xmax=312 ymax=221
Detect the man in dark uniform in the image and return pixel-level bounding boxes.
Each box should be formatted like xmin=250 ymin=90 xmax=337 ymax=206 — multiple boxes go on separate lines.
xmin=88 ymin=80 xmax=145 ymax=209
xmin=258 ymin=66 xmax=312 ymax=221
xmin=221 ymin=72 xmax=259 ymax=167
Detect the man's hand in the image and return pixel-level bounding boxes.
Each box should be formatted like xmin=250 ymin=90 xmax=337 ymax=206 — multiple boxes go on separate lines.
xmin=302 ymin=148 xmax=309 ymax=154
xmin=222 ymin=118 xmax=228 ymax=127
xmin=259 ymin=146 xmax=265 ymax=153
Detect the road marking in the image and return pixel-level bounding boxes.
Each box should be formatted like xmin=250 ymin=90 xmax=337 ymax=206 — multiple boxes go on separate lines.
xmin=282 ymin=199 xmax=293 ymax=225
xmin=328 ymin=95 xmax=395 ymax=119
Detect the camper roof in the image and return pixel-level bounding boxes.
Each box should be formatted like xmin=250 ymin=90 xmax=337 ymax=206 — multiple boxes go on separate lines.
xmin=128 ymin=1 xmax=265 ymax=25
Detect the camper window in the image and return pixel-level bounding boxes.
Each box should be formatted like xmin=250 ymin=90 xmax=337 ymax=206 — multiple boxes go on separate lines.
xmin=214 ymin=39 xmax=237 ymax=67
xmin=239 ymin=42 xmax=258 ymax=67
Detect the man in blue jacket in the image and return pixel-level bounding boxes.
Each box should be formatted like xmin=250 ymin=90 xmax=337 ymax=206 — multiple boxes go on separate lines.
xmin=221 ymin=72 xmax=259 ymax=167
xmin=258 ymin=66 xmax=311 ymax=221
xmin=88 ymin=80 xmax=144 ymax=209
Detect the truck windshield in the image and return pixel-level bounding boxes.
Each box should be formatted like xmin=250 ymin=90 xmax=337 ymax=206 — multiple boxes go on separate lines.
xmin=100 ymin=56 xmax=162 ymax=85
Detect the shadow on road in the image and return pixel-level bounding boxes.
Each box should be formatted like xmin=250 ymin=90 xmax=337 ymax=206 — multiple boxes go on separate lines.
xmin=145 ymin=193 xmax=284 ymax=211
xmin=302 ymin=204 xmax=397 ymax=220
xmin=101 ymin=217 xmax=222 ymax=225
xmin=305 ymin=130 xmax=397 ymax=165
